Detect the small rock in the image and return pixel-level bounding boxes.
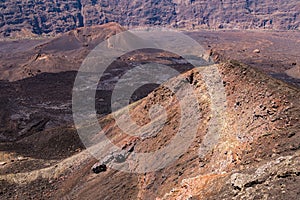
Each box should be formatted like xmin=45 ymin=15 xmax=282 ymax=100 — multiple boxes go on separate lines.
xmin=17 ymin=156 xmax=28 ymax=161
xmin=288 ymin=132 xmax=296 ymax=138
xmin=92 ymin=163 xmax=107 ymax=174
xmin=271 ymin=153 xmax=278 ymax=158
xmin=0 ymin=162 xmax=7 ymax=166
xmin=253 ymin=49 xmax=261 ymax=53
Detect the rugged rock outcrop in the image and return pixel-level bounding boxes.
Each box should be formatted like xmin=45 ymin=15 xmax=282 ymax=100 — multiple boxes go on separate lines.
xmin=0 ymin=0 xmax=299 ymax=37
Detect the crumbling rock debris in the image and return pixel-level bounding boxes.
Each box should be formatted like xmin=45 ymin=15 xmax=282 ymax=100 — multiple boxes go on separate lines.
xmin=91 ymin=144 xmax=135 ymax=174
xmin=231 ymin=155 xmax=300 ymax=191
xmin=114 ymin=154 xmax=126 ymax=163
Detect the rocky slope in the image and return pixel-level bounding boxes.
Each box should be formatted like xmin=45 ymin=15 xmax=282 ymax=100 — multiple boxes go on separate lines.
xmin=0 ymin=23 xmax=299 ymax=199
xmin=0 ymin=61 xmax=299 ymax=199
xmin=0 ymin=0 xmax=299 ymax=37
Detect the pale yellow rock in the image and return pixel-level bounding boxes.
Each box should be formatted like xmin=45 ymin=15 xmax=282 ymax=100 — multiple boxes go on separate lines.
xmin=253 ymin=49 xmax=261 ymax=53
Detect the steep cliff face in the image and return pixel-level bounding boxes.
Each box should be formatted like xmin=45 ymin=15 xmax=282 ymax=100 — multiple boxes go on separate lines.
xmin=0 ymin=0 xmax=299 ymax=37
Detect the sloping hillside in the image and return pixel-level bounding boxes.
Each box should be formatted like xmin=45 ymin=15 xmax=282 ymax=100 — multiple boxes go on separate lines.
xmin=0 ymin=22 xmax=124 ymax=80
xmin=0 ymin=61 xmax=299 ymax=199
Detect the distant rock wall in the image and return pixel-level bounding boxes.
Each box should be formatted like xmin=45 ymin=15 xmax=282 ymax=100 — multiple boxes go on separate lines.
xmin=0 ymin=0 xmax=299 ymax=37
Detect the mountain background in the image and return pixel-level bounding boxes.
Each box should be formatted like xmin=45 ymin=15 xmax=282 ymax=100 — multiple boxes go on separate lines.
xmin=0 ymin=0 xmax=300 ymax=37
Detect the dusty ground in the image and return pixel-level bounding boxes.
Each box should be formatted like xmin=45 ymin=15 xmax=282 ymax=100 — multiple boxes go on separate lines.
xmin=187 ymin=30 xmax=300 ymax=87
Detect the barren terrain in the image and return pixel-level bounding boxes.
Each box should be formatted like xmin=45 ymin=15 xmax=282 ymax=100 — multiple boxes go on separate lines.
xmin=0 ymin=23 xmax=299 ymax=199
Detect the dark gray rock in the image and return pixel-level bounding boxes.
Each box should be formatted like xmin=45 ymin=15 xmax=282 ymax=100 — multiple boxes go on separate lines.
xmin=0 ymin=0 xmax=299 ymax=37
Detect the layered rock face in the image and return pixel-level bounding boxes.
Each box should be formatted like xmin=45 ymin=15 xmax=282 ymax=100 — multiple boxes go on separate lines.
xmin=0 ymin=0 xmax=299 ymax=37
